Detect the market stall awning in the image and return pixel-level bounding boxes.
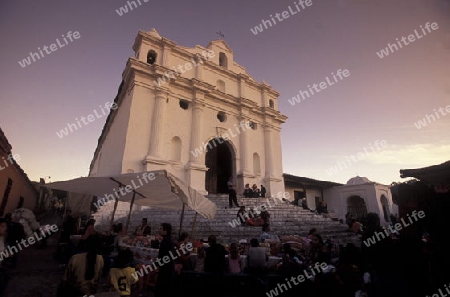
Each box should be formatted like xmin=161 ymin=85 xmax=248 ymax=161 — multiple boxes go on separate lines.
xmin=44 ymin=170 xmax=217 ymax=219
xmin=400 ymin=160 xmax=450 ymax=193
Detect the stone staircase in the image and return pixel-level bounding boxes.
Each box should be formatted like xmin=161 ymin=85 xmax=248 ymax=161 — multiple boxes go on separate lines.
xmin=92 ymin=195 xmax=360 ymax=246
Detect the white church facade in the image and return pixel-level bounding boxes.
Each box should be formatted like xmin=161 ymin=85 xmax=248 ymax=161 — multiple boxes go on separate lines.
xmin=89 ymin=29 xmax=287 ymax=197
xmin=88 ymin=29 xmax=396 ymax=225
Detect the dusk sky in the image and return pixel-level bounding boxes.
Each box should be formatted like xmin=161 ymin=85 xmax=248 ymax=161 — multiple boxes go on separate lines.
xmin=1 ymin=0 xmax=449 ymax=185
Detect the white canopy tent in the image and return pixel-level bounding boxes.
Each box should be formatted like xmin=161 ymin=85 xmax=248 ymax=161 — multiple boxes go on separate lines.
xmin=44 ymin=170 xmax=217 ymax=234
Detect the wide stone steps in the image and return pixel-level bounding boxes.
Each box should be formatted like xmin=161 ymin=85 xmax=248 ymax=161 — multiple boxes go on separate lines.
xmin=92 ymin=195 xmax=360 ymax=246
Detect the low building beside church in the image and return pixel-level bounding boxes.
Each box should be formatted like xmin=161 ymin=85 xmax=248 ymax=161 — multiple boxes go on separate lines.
xmin=283 ymin=173 xmax=342 ymax=209
xmin=324 ymin=176 xmax=397 ymax=225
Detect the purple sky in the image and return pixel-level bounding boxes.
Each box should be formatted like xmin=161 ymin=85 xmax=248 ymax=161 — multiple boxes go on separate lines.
xmin=1 ymin=0 xmax=449 ymax=185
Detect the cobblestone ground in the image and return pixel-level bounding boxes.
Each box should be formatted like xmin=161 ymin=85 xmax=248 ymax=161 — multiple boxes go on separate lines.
xmin=4 ymin=216 xmax=62 ymax=297
xmin=3 ymin=215 xmax=155 ymax=297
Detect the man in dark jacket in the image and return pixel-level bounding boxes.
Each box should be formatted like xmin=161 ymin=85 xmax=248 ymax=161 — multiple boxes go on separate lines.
xmin=260 ymin=185 xmax=267 ymax=198
xmin=204 ymin=235 xmax=226 ymax=273
xmin=4 ymin=213 xmax=24 ymax=267
xmin=155 ymin=223 xmax=175 ymax=297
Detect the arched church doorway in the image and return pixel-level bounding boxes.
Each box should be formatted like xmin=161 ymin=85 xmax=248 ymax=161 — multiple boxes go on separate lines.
xmin=380 ymin=195 xmax=391 ymax=222
xmin=347 ymin=195 xmax=368 ymax=220
xmin=205 ymin=138 xmax=234 ymax=194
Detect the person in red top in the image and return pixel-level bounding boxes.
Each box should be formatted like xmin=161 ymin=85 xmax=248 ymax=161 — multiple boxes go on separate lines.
xmin=175 ymin=232 xmax=191 ymax=272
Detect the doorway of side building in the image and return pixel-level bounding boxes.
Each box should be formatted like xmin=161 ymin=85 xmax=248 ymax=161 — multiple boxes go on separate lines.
xmin=293 ymin=190 xmax=305 ymax=206
xmin=347 ymin=195 xmax=368 ymax=220
xmin=205 ymin=138 xmax=235 ymax=194
xmin=380 ymin=195 xmax=391 ymax=222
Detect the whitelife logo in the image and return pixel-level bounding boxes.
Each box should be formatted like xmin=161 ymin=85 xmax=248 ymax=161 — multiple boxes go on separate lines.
xmin=288 ymin=69 xmax=350 ymax=106
xmin=0 ymin=154 xmax=20 ymax=171
xmin=93 ymin=172 xmax=156 ymax=210
xmin=153 ymin=50 xmax=215 ymax=87
xmin=250 ymin=0 xmax=313 ymax=35
xmin=426 ymin=282 xmax=450 ymax=297
xmin=0 ymin=224 xmax=58 ymax=261
xmin=56 ymin=102 xmax=118 ymax=139
xmin=376 ymin=22 xmax=439 ymax=59
xmin=132 ymin=243 xmax=193 ymax=280
xmin=228 ymin=193 xmax=288 ymax=228
xmin=325 ymin=140 xmax=388 ymax=176
xmin=266 ymin=262 xmax=328 ymax=297
xmin=18 ymin=31 xmax=81 ymax=68
xmin=363 ymin=210 xmax=425 ymax=247
xmin=115 ymin=0 xmax=150 ymax=16
xmin=414 ymin=104 xmax=450 ymax=129
xmin=190 ymin=121 xmax=250 ymax=158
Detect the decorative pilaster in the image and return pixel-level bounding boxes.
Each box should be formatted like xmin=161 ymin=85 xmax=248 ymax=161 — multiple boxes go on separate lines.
xmin=162 ymin=45 xmax=171 ymax=67
xmin=238 ymin=74 xmax=248 ymax=98
xmin=263 ymin=125 xmax=274 ymax=179
xmin=188 ymin=100 xmax=205 ymax=166
xmin=186 ymin=88 xmax=208 ymax=194
xmin=195 ymin=62 xmax=203 ymax=80
xmin=145 ymin=89 xmax=168 ymax=164
xmin=239 ymin=116 xmax=251 ymax=176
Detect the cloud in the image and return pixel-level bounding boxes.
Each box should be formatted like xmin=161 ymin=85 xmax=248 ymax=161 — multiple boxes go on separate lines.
xmin=365 ymin=143 xmax=450 ymax=166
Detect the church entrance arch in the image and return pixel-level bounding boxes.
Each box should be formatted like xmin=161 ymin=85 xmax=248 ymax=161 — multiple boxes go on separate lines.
xmin=347 ymin=195 xmax=368 ymax=220
xmin=205 ymin=138 xmax=235 ymax=194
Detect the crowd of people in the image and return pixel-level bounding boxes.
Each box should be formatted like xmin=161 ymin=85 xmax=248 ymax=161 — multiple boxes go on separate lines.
xmin=0 ymin=208 xmax=55 ymax=296
xmin=0 ymin=201 xmax=443 ymax=297
xmin=243 ymin=184 xmax=267 ymax=198
xmin=227 ymin=177 xmax=268 ymax=209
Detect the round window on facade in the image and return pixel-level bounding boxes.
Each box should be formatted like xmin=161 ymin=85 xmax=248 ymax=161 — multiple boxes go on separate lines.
xmin=217 ymin=111 xmax=227 ymax=122
xmin=179 ymin=100 xmax=189 ymax=110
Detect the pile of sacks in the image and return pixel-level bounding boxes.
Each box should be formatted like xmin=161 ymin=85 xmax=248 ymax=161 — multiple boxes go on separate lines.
xmin=11 ymin=208 xmax=40 ymax=238
xmin=280 ymin=235 xmax=311 ymax=252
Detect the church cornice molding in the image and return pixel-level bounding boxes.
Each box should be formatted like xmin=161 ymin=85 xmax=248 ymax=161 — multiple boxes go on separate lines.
xmin=134 ymin=30 xmax=177 ymax=51
xmin=125 ymin=58 xmax=287 ymax=128
xmin=124 ymin=55 xmax=287 ymax=131
xmin=190 ymin=79 xmax=215 ymax=94
xmin=142 ymin=156 xmax=169 ymax=166
xmin=262 ymin=107 xmax=288 ymax=124
xmin=264 ymin=176 xmax=283 ymax=183
xmin=185 ymin=163 xmax=209 ymax=172
xmin=260 ymin=81 xmax=280 ymax=98
xmin=125 ymin=59 xmax=285 ymax=124
xmin=134 ymin=31 xmax=281 ymax=101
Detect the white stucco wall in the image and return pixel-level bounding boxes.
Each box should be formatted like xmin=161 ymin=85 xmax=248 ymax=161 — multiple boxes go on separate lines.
xmin=324 ymin=183 xmax=395 ymax=226
xmin=90 ymin=29 xmax=287 ymax=197
xmin=90 ymin=89 xmax=133 ymax=177
xmin=324 ymin=184 xmax=375 ymax=220
xmin=305 ymin=188 xmax=322 ymax=209
xmin=283 ymin=185 xmax=323 ymax=209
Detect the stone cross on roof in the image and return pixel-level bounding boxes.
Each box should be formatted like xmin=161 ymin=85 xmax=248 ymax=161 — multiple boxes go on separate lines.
xmin=216 ymin=31 xmax=224 ymax=39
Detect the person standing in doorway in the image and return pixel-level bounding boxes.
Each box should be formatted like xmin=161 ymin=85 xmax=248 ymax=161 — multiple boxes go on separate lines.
xmin=227 ymin=177 xmax=239 ymax=208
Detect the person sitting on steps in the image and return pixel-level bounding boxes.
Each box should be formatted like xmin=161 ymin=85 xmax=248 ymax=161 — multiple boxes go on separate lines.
xmin=251 ymin=184 xmax=260 ymax=198
xmin=243 ymin=184 xmax=253 ymax=198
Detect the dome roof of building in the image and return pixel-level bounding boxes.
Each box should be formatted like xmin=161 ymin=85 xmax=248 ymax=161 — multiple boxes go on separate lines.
xmin=346 ymin=176 xmax=371 ymax=185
